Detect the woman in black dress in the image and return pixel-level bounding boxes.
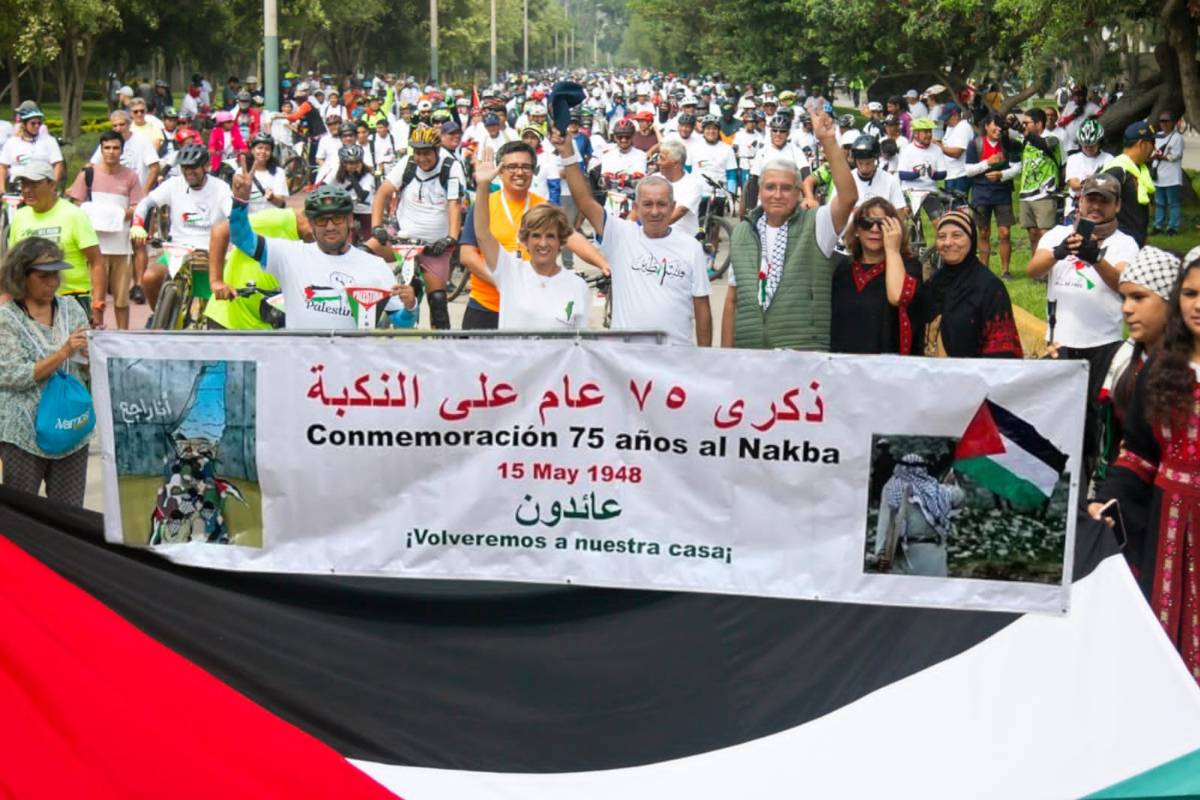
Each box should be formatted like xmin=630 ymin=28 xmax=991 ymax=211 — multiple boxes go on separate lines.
xmin=831 ymin=197 xmax=923 ymax=354
xmin=885 ymin=208 xmax=1023 ymax=358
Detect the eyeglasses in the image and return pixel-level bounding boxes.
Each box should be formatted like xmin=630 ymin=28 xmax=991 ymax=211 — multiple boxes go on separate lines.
xmin=856 ymin=216 xmax=888 ymax=231
xmin=131 ymin=109 xmax=146 ymax=115
xmin=312 ymin=214 xmax=348 ymax=227
xmin=614 ymin=135 xmax=633 ymax=141
xmin=501 ymin=163 xmax=534 ymax=172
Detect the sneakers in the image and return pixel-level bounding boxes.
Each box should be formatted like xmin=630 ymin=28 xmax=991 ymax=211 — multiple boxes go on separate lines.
xmin=1000 ymin=271 xmax=1013 ymax=282
xmin=129 ymin=285 xmax=146 ymax=304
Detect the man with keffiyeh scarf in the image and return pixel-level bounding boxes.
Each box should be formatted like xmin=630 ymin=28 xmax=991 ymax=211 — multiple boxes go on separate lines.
xmin=872 ymin=453 xmax=965 ymax=576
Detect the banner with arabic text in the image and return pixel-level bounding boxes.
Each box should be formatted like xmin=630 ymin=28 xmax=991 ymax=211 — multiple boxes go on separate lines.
xmin=89 ymin=333 xmax=1088 ymax=613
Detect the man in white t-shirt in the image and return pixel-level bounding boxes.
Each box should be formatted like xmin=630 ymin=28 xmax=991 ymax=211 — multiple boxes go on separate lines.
xmin=90 ymin=110 xmax=161 ymax=193
xmin=130 ymin=143 xmax=233 ymax=309
xmin=1064 ymin=119 xmax=1112 ymax=219
xmin=937 ymin=102 xmax=974 ymax=195
xmin=0 ymin=104 xmax=64 ymax=188
xmin=897 ymin=118 xmax=950 ymax=216
xmin=228 ymin=176 xmax=415 ymax=330
xmin=830 ymin=135 xmax=906 ymax=218
xmin=554 ymin=129 xmax=712 ymax=346
xmin=656 ymin=140 xmax=703 ymax=240
xmin=599 ymin=118 xmax=649 ymax=178
xmin=1026 ymin=173 xmax=1138 ymax=356
xmin=365 ymin=125 xmax=465 ymax=330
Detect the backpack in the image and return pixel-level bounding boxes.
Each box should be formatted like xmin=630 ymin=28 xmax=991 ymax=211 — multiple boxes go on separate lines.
xmin=81 ymin=165 xmax=94 ymax=201
xmin=397 ymin=155 xmax=454 ymax=195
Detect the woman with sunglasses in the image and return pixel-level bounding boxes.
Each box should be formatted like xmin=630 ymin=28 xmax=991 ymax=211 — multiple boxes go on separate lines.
xmin=1091 ymin=246 xmax=1200 ymax=682
xmin=884 ymin=209 xmax=1023 ymax=358
xmin=831 ymin=197 xmax=922 ymax=354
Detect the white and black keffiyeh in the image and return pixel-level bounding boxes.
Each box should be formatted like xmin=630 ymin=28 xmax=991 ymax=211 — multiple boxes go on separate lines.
xmin=883 ymin=454 xmax=954 ymax=536
xmin=1124 ymin=246 xmax=1183 ymax=301
xmin=755 ymin=213 xmax=788 ymax=310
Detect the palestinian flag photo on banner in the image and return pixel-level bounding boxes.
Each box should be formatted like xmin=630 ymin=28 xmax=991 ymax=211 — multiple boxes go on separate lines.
xmin=3 ymin=488 xmax=1200 ymax=798
xmin=953 ymin=398 xmax=1069 ymax=510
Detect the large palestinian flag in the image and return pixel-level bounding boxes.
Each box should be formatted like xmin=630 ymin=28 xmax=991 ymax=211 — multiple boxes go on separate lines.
xmin=2 ymin=485 xmax=1199 ymax=799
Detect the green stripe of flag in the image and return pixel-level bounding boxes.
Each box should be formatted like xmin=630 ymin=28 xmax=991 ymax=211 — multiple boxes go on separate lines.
xmin=954 ymin=456 xmax=1048 ymax=511
xmin=1084 ymin=745 xmax=1200 ymax=798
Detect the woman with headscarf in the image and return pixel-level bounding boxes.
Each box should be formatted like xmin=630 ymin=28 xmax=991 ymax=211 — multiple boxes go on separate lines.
xmin=872 ymin=453 xmax=965 ymax=576
xmin=885 ymin=208 xmax=1023 ymax=358
xmin=1091 ymin=246 xmax=1200 ymax=682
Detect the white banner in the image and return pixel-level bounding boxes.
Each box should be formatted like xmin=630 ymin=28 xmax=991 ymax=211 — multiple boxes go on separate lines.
xmin=90 ymin=333 xmax=1088 ymax=614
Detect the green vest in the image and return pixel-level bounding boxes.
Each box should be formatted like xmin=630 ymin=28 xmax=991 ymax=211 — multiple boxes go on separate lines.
xmin=1104 ymin=153 xmax=1155 ymax=206
xmin=730 ymin=205 xmax=832 ymax=351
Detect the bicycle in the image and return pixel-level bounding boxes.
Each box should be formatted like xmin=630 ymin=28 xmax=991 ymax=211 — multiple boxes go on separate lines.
xmin=585 ymin=271 xmax=613 ymax=329
xmin=147 ymin=241 xmax=212 ymax=330
xmin=698 ymin=175 xmax=735 ymax=279
xmin=282 ymin=139 xmax=317 ymax=194
xmin=602 ymin=172 xmax=642 ymax=220
xmin=235 ymin=282 xmax=285 ymax=329
xmin=903 ymin=187 xmax=969 ymax=279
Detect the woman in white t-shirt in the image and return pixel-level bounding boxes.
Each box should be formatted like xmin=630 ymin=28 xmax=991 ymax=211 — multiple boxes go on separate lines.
xmin=246 ymin=133 xmax=290 ymax=213
xmin=319 ymin=144 xmax=376 ymax=240
xmin=471 ymin=153 xmax=589 ymax=331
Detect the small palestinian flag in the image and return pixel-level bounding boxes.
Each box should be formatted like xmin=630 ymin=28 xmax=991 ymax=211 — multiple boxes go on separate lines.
xmin=954 ymin=399 xmax=1068 ymax=510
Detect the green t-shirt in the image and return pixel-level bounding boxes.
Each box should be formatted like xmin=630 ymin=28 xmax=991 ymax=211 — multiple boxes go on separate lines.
xmin=203 ymin=207 xmax=297 ymax=330
xmin=7 ymin=199 xmax=99 ymax=295
xmin=1018 ymin=138 xmax=1062 ymax=198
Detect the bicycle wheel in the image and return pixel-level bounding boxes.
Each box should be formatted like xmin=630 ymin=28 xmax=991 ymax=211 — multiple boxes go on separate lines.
xmin=708 ymin=217 xmax=735 ymax=278
xmin=148 ymin=282 xmax=182 ymax=330
xmin=284 ymin=156 xmax=308 ymax=194
xmin=447 ymin=251 xmax=470 ymax=301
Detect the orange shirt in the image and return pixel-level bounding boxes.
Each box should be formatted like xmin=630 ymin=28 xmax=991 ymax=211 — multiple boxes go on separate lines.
xmin=468 ymin=189 xmax=545 ymax=312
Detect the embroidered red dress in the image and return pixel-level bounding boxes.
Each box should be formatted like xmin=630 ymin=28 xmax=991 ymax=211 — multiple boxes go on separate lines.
xmin=1097 ymin=363 xmax=1200 ymax=683
xmin=830 ymin=254 xmax=924 ymax=354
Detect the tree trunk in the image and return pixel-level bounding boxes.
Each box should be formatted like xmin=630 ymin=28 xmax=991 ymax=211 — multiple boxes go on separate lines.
xmin=5 ymin=54 xmax=21 ymax=107
xmin=1161 ymin=0 xmax=1200 ymax=128
xmin=55 ymin=33 xmax=95 ymax=140
xmin=1096 ymin=73 xmax=1163 ymax=145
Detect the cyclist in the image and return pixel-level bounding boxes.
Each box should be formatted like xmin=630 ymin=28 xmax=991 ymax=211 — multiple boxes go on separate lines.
xmin=207 ymin=111 xmax=246 ymax=175
xmin=1016 ymin=107 xmax=1064 ymax=253
xmin=1065 ymin=118 xmax=1112 ymax=219
xmin=897 ymin=118 xmax=949 ymax=219
xmin=830 ymin=135 xmax=906 ymax=218
xmin=599 ymin=118 xmax=648 ymax=177
xmin=690 ymin=115 xmax=738 ymax=220
xmin=232 ymin=90 xmax=261 ymax=141
xmin=0 ymin=104 xmax=64 ymax=189
xmin=130 ymin=143 xmax=233 ymax=309
xmin=228 ymin=175 xmax=415 ymax=330
xmin=747 ymin=115 xmax=812 ymax=212
xmin=318 ymin=144 xmax=375 ymax=240
xmin=655 ymin=140 xmax=703 ymax=239
xmin=245 ymin=132 xmax=289 ymax=213
xmin=732 ymin=109 xmax=763 ymax=196
xmin=367 ymin=125 xmax=464 ymax=331
xmin=369 ymin=117 xmax=399 ymax=176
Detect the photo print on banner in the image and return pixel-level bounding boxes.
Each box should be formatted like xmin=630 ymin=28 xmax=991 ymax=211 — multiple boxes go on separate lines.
xmin=865 ymin=398 xmax=1070 ymax=584
xmin=107 ymin=358 xmax=261 ymax=547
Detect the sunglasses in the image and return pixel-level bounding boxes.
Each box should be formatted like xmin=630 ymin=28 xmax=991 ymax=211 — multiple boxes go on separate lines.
xmin=856 ymin=216 xmax=888 ymax=231
xmin=131 ymin=109 xmax=146 ymax=114
xmin=614 ymin=134 xmax=633 ymax=141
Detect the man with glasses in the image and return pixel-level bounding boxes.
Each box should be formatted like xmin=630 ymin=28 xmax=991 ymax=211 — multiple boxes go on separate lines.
xmin=458 ymin=140 xmax=606 ymax=330
xmin=0 ymin=103 xmax=64 ymax=189
xmin=599 ymin=119 xmax=648 ymax=178
xmin=127 ymin=98 xmax=165 ymax=152
xmin=655 ymin=140 xmax=703 ymax=239
xmin=314 ymin=113 xmax=345 ymax=169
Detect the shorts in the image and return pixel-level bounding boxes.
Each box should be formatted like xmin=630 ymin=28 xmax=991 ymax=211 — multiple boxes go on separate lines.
xmin=417 ymin=251 xmax=451 ymax=283
xmin=1018 ymin=196 xmax=1057 ymax=230
xmin=972 ymin=203 xmax=1015 ymax=229
xmin=103 ymin=254 xmax=133 ymax=308
xmin=698 ymin=195 xmax=727 ymax=221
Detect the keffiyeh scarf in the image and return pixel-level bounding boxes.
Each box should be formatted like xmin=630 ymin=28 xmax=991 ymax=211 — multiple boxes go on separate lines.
xmin=756 ymin=213 xmax=789 ymax=310
xmin=883 ymin=462 xmax=954 ymax=535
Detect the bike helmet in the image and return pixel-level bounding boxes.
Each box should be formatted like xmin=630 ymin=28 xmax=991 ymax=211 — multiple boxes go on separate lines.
xmin=768 ymin=114 xmax=791 ymax=132
xmin=699 ymin=114 xmax=720 ymax=129
xmin=237 ymin=90 xmax=252 ymax=102
xmin=778 ymin=90 xmax=797 ymax=104
xmin=611 ymin=118 xmax=636 ymax=136
xmin=676 ymin=113 xmax=696 ymax=126
xmin=761 ymin=82 xmax=776 ymax=95
xmin=431 ymin=108 xmax=452 ymax=123
xmin=163 ymin=106 xmax=179 ymax=119
xmin=408 ymin=125 xmax=441 ymax=150
xmin=850 ymin=134 xmax=880 ymax=160
xmin=338 ymin=144 xmax=364 ymax=162
xmin=837 ymin=113 xmax=856 ymax=129
xmin=250 ymin=131 xmax=275 ymax=148
xmin=338 ymin=123 xmax=357 ymax=137
xmin=1077 ymin=118 xmax=1104 ymax=146
xmin=175 ymin=143 xmax=209 ymax=168
xmin=304 ymin=184 xmax=355 ymax=217
xmin=16 ymin=103 xmax=44 ymax=121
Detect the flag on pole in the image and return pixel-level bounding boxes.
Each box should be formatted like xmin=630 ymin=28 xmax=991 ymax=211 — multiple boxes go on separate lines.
xmin=953 ymin=399 xmax=1068 ymax=510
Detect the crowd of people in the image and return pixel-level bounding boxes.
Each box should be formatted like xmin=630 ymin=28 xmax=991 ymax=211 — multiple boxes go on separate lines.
xmin=0 ymin=66 xmax=1199 ymax=681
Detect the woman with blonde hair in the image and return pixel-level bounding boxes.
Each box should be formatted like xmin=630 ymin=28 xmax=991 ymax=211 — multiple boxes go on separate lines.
xmin=832 ymin=197 xmax=922 ymax=354
xmin=472 ymin=153 xmax=589 ymax=330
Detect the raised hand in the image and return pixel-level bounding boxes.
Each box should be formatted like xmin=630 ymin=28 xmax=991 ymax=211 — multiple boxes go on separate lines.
xmin=231 ymin=159 xmax=253 ymax=203
xmin=473 ymin=146 xmax=500 ymax=187
xmin=810 ymin=105 xmax=836 ymax=141
xmin=880 ymin=215 xmax=904 ymax=253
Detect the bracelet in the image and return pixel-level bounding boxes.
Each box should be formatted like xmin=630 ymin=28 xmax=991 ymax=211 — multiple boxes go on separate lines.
xmin=558 ymin=152 xmax=582 ymax=167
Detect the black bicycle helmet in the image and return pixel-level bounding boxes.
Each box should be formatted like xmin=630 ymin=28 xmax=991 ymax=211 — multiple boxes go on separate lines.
xmin=175 ymin=143 xmax=209 ymax=168
xmin=676 ymin=113 xmax=696 ymax=126
xmin=304 ymin=185 xmax=355 ymax=217
xmin=611 ymin=118 xmax=635 ymax=136
xmin=699 ymin=114 xmax=720 ymax=128
xmin=776 ymin=106 xmax=795 ymax=120
xmin=338 ymin=144 xmax=364 ymax=162
xmin=850 ymin=134 xmax=880 ymax=160
xmin=838 ymin=113 xmax=855 ymax=129
xmin=250 ymin=131 xmax=275 ymax=148
xmin=768 ymin=114 xmax=791 ymax=132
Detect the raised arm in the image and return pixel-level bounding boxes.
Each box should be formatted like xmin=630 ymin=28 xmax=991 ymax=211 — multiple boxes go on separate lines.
xmin=229 ymin=165 xmax=269 ymax=266
xmin=471 ymin=149 xmax=502 ymax=269
xmin=550 ymin=127 xmax=605 ymax=235
xmin=813 ymin=107 xmax=857 ymax=231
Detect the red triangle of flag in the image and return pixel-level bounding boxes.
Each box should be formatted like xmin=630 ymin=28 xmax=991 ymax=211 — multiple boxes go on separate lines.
xmin=954 ymin=401 xmax=1006 ymax=460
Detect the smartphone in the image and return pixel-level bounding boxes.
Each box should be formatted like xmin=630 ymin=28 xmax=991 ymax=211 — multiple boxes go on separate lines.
xmin=1097 ymin=498 xmax=1127 ymax=549
xmin=1076 ymin=217 xmax=1095 ymax=240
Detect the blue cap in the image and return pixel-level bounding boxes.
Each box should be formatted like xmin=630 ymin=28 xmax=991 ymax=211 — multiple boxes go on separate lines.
xmin=483 ymin=113 xmax=500 ymax=127
xmin=441 ymin=121 xmax=461 ymax=134
xmin=938 ymin=101 xmax=959 ymax=122
xmin=1124 ymin=120 xmax=1154 ymax=143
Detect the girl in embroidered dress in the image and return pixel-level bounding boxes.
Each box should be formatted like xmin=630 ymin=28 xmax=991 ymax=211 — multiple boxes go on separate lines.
xmin=1092 ymin=245 xmax=1200 ymax=683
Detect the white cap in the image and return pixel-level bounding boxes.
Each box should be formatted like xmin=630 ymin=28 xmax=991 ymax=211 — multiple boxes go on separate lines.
xmin=867 ymin=101 xmax=883 ymax=112
xmin=118 ymin=85 xmax=134 ymax=96
xmin=681 ymin=94 xmax=698 ymax=106
xmin=417 ymin=99 xmax=433 ymax=111
xmin=840 ymin=130 xmax=860 ymax=147
xmin=905 ymin=89 xmax=919 ymax=99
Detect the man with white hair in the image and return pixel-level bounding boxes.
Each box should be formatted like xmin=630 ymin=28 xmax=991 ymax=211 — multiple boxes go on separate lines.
xmin=553 ymin=129 xmax=712 ymax=346
xmin=655 ymin=139 xmax=703 ymax=239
